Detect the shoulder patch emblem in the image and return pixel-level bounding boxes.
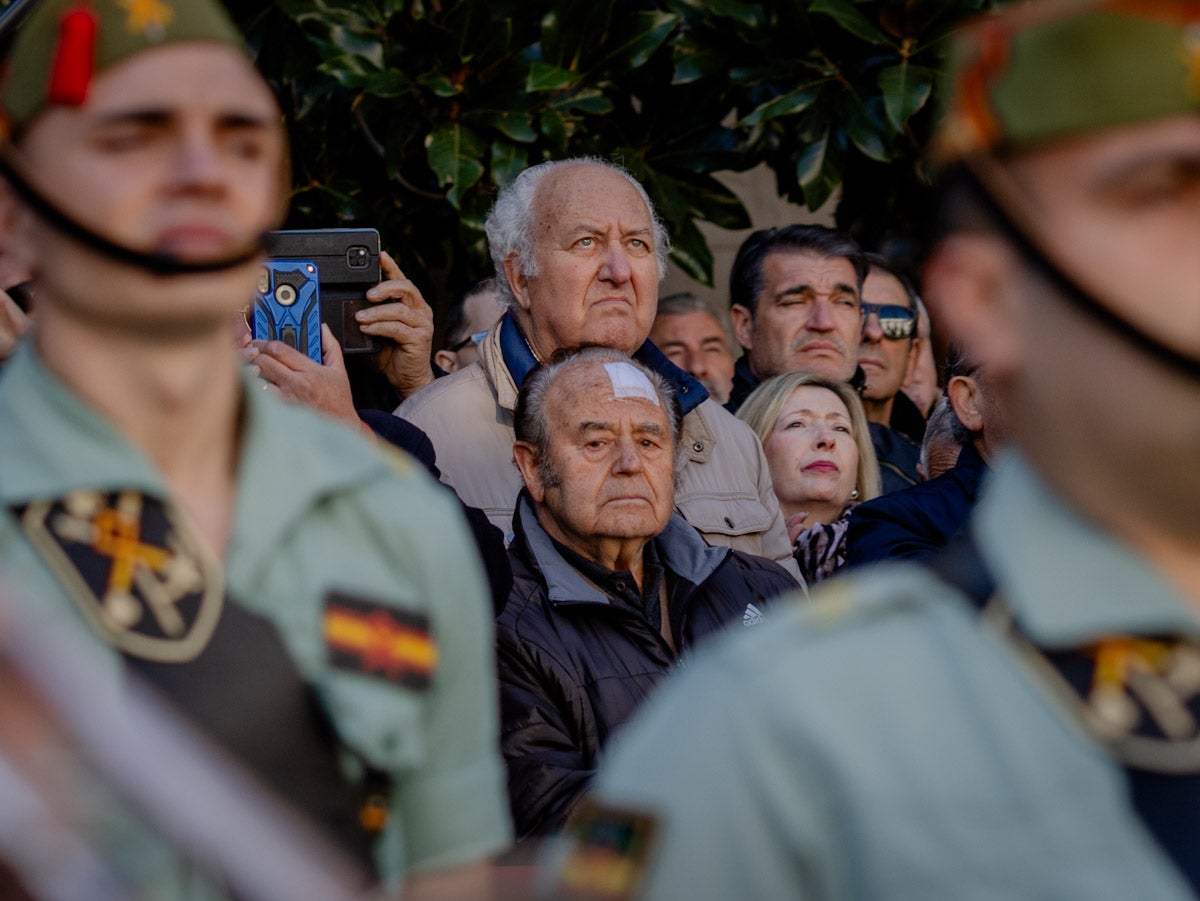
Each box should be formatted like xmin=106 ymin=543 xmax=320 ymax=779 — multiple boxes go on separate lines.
xmin=16 ymin=490 xmax=223 ymax=662
xmin=554 ymin=800 xmax=660 ymax=900
xmin=375 ymin=443 xmax=414 ymax=478
xmin=801 ymin=581 xmax=854 ymax=627
xmin=322 ymin=592 xmax=436 ymax=689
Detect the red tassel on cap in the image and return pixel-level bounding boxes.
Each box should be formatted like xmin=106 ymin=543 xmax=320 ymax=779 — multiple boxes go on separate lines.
xmin=48 ymin=5 xmax=98 ymax=107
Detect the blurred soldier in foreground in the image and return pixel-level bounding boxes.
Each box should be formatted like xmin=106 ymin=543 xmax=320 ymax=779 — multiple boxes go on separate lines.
xmin=0 ymin=0 xmax=509 ymax=894
xmin=546 ymin=2 xmax=1200 ymax=897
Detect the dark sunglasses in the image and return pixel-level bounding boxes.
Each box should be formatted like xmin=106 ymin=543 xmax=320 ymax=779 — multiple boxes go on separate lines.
xmin=861 ymin=303 xmax=916 ymax=340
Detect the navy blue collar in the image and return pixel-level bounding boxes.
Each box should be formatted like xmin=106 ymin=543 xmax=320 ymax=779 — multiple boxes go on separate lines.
xmin=499 ymin=311 xmax=540 ymax=388
xmin=499 ymin=312 xmax=709 ymax=415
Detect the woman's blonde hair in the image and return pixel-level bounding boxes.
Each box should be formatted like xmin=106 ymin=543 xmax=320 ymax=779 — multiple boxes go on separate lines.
xmin=736 ymin=371 xmax=881 ymax=503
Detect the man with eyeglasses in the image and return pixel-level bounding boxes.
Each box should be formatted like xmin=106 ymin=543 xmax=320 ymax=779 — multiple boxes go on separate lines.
xmin=858 ymin=254 xmax=927 ymax=445
xmin=433 ymin=277 xmax=506 ymax=375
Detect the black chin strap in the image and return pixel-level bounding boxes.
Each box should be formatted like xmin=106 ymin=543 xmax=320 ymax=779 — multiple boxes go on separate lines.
xmin=0 ymin=146 xmax=266 ymax=277
xmin=959 ymin=162 xmax=1200 ymax=382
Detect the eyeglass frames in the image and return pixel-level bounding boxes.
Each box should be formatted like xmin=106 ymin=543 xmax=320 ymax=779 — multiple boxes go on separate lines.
xmin=449 ymin=330 xmax=489 ymax=353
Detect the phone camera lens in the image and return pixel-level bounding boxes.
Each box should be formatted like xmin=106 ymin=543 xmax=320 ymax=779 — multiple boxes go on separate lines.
xmin=346 ymin=246 xmax=369 ymax=269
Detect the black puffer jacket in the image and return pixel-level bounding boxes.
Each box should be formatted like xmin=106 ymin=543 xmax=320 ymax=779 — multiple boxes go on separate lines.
xmin=497 ymin=493 xmax=799 ymax=838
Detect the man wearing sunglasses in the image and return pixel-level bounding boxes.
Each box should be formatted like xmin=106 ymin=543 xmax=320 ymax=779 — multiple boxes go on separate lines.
xmin=858 ymin=254 xmax=927 ymax=445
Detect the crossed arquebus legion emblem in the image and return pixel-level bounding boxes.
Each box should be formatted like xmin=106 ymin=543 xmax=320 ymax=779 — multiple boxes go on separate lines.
xmin=18 ymin=489 xmax=223 ymax=663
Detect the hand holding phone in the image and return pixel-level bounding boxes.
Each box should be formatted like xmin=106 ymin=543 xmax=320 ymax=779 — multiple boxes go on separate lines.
xmin=242 ymin=323 xmax=361 ymax=429
xmin=356 ymin=251 xmax=436 ymax=398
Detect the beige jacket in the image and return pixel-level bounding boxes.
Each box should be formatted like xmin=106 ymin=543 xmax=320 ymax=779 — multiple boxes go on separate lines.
xmin=397 ymin=320 xmax=802 ymax=582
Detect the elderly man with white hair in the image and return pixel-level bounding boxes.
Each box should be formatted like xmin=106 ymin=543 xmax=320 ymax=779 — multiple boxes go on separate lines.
xmin=398 ymin=158 xmax=799 ymax=578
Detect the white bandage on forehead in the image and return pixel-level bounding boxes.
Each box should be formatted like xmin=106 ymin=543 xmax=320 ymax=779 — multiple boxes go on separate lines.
xmin=603 ymin=362 xmax=660 ymax=405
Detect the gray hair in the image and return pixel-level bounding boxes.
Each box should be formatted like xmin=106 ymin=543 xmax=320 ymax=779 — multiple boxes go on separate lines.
xmin=655 ymin=291 xmax=736 ymax=349
xmin=514 ymin=346 xmax=682 ymax=487
xmin=484 ymin=158 xmax=672 ymax=308
xmin=920 ymin=394 xmax=967 ymax=480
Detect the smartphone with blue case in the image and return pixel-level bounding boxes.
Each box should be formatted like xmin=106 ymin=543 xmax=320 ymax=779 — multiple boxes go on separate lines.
xmin=264 ymin=229 xmax=381 ymax=355
xmin=252 ymin=260 xmax=322 ymax=362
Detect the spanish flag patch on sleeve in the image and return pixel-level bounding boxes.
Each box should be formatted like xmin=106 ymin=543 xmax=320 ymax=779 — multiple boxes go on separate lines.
xmin=322 ymin=592 xmax=437 ymax=690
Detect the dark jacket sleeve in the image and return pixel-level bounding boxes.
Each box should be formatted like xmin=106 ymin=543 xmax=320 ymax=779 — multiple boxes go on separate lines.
xmin=496 ymin=629 xmax=593 ymax=838
xmin=844 ymin=494 xmax=942 ymax=567
xmin=845 ymin=452 xmax=987 ymax=568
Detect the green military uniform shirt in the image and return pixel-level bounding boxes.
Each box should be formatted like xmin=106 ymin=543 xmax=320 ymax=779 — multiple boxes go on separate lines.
xmin=0 ymin=343 xmax=512 ymax=892
xmin=548 ymin=452 xmax=1197 ymax=900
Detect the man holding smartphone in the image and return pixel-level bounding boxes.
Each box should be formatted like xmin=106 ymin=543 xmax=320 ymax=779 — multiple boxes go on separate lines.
xmin=0 ymin=0 xmax=509 ymax=894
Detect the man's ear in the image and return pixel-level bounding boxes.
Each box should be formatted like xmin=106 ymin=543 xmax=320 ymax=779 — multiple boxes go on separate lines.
xmin=433 ymin=349 xmax=458 ymax=374
xmin=947 ymin=375 xmax=984 ymax=433
xmin=512 ymin=440 xmax=546 ymax=502
xmin=902 ymin=334 xmax=921 ymax=383
xmin=503 ymin=254 xmax=533 ymax=313
xmin=729 ymin=303 xmax=753 ymax=352
xmin=923 ymin=233 xmax=1024 ymax=381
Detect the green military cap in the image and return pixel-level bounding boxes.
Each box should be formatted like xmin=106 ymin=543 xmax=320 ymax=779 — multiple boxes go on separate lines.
xmin=1 ymin=0 xmax=245 ymax=130
xmin=934 ymin=0 xmax=1200 ymax=161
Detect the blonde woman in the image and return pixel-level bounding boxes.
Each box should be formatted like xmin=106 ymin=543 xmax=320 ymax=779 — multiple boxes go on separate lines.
xmin=738 ymin=372 xmax=880 ymax=583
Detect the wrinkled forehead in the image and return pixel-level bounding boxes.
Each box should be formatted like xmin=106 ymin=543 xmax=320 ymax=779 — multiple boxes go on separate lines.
xmin=533 ymin=163 xmax=653 ymax=226
xmin=658 ymin=308 xmax=724 ymax=333
xmin=762 ymin=249 xmax=858 ymax=287
xmin=547 ymin=361 xmax=669 ymax=422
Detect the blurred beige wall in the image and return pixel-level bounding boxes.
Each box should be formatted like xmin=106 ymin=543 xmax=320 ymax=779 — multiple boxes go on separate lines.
xmin=660 ymin=164 xmax=836 ymax=318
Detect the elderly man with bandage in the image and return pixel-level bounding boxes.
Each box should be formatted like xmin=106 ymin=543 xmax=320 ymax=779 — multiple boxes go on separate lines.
xmin=494 ymin=347 xmax=796 ymax=839
xmin=495 ymin=347 xmax=797 ymax=839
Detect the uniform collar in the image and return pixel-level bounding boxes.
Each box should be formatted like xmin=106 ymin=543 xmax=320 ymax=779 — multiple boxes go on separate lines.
xmin=0 ymin=341 xmax=166 ymax=501
xmin=973 ymin=451 xmax=1200 ymax=646
xmin=228 ymin=368 xmax=394 ymax=582
xmin=0 ymin=341 xmax=391 ymax=569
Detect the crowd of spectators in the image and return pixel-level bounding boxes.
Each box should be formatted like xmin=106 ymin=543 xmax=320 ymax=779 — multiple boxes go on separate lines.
xmin=0 ymin=0 xmax=1197 ymax=898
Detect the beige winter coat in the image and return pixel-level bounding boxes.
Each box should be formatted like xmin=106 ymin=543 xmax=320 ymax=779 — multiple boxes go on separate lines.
xmin=397 ymin=320 xmax=802 ymax=581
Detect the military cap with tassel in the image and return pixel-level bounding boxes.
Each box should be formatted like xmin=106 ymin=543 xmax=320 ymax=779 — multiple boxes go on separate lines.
xmin=934 ymin=0 xmax=1200 ymax=162
xmin=1 ymin=0 xmax=245 ymax=131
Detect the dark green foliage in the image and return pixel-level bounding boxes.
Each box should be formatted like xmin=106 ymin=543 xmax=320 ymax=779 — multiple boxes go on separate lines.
xmin=232 ymin=0 xmax=990 ymax=306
